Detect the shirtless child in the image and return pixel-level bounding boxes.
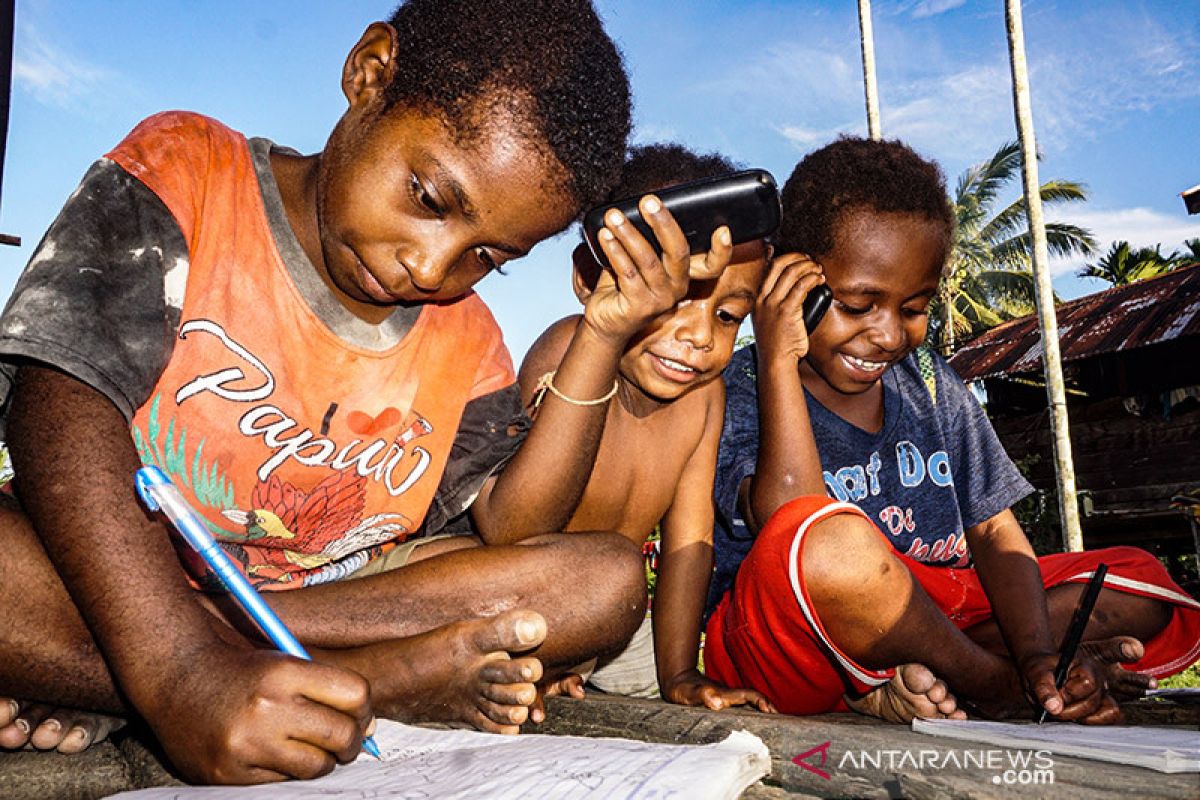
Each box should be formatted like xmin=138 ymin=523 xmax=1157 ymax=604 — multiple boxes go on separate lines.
xmin=507 ymin=144 xmax=775 ymax=711
xmin=0 ymin=0 xmax=646 ymax=783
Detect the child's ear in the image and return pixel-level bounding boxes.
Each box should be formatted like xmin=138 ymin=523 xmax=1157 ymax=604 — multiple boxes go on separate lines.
xmin=342 ymin=22 xmax=399 ymax=107
xmin=571 ymin=244 xmax=603 ymax=303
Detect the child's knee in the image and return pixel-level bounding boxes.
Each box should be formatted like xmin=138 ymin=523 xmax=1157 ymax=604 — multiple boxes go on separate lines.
xmin=571 ymin=532 xmax=647 ymax=623
xmin=801 ymin=512 xmax=895 ymax=596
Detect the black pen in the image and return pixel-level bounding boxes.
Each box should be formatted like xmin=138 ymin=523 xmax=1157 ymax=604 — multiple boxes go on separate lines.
xmin=1038 ymin=563 xmax=1108 ymax=724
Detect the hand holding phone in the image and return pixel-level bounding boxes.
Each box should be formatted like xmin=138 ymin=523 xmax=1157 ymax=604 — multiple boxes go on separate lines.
xmin=753 ymin=254 xmax=830 ymax=368
xmin=583 ymin=169 xmax=781 ymax=270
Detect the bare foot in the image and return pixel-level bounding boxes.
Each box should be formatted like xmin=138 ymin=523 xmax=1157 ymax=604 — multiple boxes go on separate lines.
xmin=330 ymin=609 xmax=547 ymax=735
xmin=845 ymin=664 xmax=967 ymax=723
xmin=530 ymin=671 xmax=587 ymax=724
xmin=1081 ymin=635 xmax=1156 ymax=700
xmin=0 ymin=699 xmax=126 ymax=753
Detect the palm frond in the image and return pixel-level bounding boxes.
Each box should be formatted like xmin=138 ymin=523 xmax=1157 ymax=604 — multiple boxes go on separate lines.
xmin=954 ymin=141 xmax=1021 ymax=211
xmin=978 ymin=180 xmax=1091 ymax=244
xmin=990 ymin=223 xmax=1097 ymax=266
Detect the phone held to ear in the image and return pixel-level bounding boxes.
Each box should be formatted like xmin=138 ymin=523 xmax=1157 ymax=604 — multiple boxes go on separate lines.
xmin=802 ymin=284 xmax=833 ymax=333
xmin=583 ymin=169 xmax=781 ymax=269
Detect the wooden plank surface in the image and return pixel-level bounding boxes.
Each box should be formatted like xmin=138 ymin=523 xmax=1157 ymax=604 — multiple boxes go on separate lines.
xmin=527 ymin=694 xmax=1200 ymax=799
xmin=0 ymin=694 xmax=1195 ymax=798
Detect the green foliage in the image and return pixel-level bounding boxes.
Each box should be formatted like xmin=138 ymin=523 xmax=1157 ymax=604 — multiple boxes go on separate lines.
xmin=929 ymin=142 xmax=1097 ymax=354
xmin=1077 ymin=239 xmax=1196 ymax=287
xmin=1158 ymin=659 xmax=1200 ymax=689
xmin=133 ymin=394 xmax=235 ymax=510
xmin=0 ymin=446 xmax=11 ymax=487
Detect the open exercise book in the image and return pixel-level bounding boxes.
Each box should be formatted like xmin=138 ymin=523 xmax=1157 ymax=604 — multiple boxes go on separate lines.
xmin=913 ymin=717 xmax=1200 ymax=773
xmin=115 ymin=720 xmax=771 ymax=800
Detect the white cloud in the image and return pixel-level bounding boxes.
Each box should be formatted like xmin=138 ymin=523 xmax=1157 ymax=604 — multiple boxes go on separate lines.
xmin=700 ymin=43 xmax=864 ymax=116
xmin=1023 ymin=11 xmax=1200 ymax=150
xmin=912 ymin=0 xmax=967 ymax=20
xmin=633 ymin=122 xmax=681 ymax=145
xmin=1048 ymin=207 xmax=1200 ymax=276
xmin=13 ymin=20 xmax=113 ymax=108
xmin=885 ymin=64 xmax=1013 ymax=160
xmin=774 ymin=122 xmax=855 ymax=149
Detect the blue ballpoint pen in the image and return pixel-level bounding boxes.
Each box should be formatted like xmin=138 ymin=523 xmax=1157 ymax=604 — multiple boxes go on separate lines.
xmin=135 ymin=465 xmax=381 ymax=760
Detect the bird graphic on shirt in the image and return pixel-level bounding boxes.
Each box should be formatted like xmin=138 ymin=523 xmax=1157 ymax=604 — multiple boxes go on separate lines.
xmin=221 ymin=470 xmax=411 ymax=580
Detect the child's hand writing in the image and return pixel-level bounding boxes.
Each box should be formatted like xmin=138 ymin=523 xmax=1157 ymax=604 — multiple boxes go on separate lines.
xmin=1020 ymin=650 xmax=1122 ymax=724
xmin=752 ymin=253 xmax=825 ymax=368
xmin=664 ymin=669 xmax=776 ymax=713
xmin=584 ymin=195 xmax=733 ymax=345
xmin=147 ymin=639 xmax=372 ymax=784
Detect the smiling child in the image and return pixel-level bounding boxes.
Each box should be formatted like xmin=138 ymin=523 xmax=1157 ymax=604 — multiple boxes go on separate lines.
xmin=507 ymin=144 xmax=775 ymax=711
xmin=706 ymin=136 xmax=1200 ymax=723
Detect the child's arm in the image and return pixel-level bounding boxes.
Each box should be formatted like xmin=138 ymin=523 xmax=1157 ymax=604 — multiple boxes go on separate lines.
xmin=742 ymin=253 xmax=828 ymax=532
xmin=967 ymin=510 xmax=1118 ymax=722
xmin=6 ymin=366 xmax=373 ymax=783
xmin=470 ymin=199 xmax=733 ymax=545
xmin=654 ymin=384 xmax=774 ymax=712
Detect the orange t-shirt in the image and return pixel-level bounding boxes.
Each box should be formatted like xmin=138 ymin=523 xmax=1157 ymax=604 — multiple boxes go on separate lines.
xmin=104 ymin=112 xmax=516 ymax=589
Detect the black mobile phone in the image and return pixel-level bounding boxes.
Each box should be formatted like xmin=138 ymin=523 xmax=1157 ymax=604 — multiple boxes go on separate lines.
xmin=802 ymin=284 xmax=833 ymax=333
xmin=583 ymin=169 xmax=781 ymax=268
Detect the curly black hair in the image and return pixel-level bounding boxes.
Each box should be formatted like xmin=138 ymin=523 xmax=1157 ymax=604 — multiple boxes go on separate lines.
xmin=382 ymin=0 xmax=631 ymax=210
xmin=606 ymin=143 xmax=738 ymax=202
xmin=778 ymin=136 xmax=953 ymax=263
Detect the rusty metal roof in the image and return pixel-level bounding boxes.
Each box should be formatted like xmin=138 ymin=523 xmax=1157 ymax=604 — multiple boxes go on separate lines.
xmin=949 ymin=261 xmax=1200 ymax=381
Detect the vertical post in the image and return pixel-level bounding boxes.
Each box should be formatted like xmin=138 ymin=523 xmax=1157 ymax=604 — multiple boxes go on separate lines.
xmin=857 ymin=0 xmax=881 ymax=140
xmin=0 ymin=0 xmax=18 ymax=246
xmin=1005 ymin=0 xmax=1083 ymax=551
xmin=1 ymin=0 xmax=14 ymax=214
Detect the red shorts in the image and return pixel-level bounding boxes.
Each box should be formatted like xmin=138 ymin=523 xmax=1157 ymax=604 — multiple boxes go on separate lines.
xmin=703 ymin=496 xmax=1200 ymax=716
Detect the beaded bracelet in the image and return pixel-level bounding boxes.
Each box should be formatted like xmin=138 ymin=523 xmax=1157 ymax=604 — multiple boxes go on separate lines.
xmin=532 ymin=370 xmax=620 ymax=409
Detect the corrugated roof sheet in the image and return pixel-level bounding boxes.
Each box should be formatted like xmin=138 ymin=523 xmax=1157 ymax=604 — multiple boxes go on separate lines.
xmin=949 ymin=261 xmax=1200 ymax=381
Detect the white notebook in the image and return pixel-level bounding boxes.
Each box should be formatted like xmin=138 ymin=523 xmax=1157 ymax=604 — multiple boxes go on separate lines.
xmin=115 ymin=719 xmax=772 ymax=799
xmin=913 ymin=717 xmax=1200 ymax=773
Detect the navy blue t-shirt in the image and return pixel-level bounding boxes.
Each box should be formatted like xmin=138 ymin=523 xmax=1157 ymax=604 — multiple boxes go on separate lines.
xmin=709 ymin=345 xmax=1033 ymax=614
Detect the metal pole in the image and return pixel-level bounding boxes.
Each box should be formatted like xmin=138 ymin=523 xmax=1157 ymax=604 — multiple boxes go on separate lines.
xmin=1005 ymin=0 xmax=1083 ymax=551
xmin=857 ymin=0 xmax=881 ymax=140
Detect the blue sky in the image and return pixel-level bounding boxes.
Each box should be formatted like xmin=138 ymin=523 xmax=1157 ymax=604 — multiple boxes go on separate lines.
xmin=3 ymin=0 xmax=1198 ymax=361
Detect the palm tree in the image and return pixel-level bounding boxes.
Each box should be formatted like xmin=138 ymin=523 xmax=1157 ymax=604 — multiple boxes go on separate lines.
xmin=1077 ymin=241 xmax=1178 ymax=287
xmin=1174 ymin=238 xmax=1200 ymax=263
xmin=928 ymin=141 xmax=1097 ymax=353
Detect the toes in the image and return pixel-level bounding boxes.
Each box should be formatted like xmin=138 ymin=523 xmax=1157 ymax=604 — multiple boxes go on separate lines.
xmin=0 ymin=699 xmax=17 ymax=728
xmin=1083 ymin=635 xmax=1144 ymax=664
xmin=54 ymin=725 xmax=95 ymax=755
xmin=477 ymin=697 xmax=529 ymax=728
xmin=2 ymin=706 xmax=125 ymax=754
xmin=0 ymin=721 xmax=31 ymax=750
xmin=6 ymin=703 xmax=54 ymax=749
xmin=470 ymin=709 xmax=520 ymax=736
xmin=473 ymin=610 xmax=547 ymax=655
xmin=1109 ymin=669 xmax=1154 ymax=699
xmin=480 ymin=655 xmax=543 ymax=687
xmin=482 ymin=677 xmax=538 ymax=708
xmin=55 ymin=714 xmax=124 ymax=755
xmin=29 ymin=717 xmax=69 ymax=751
xmin=898 ymin=664 xmax=935 ymax=696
